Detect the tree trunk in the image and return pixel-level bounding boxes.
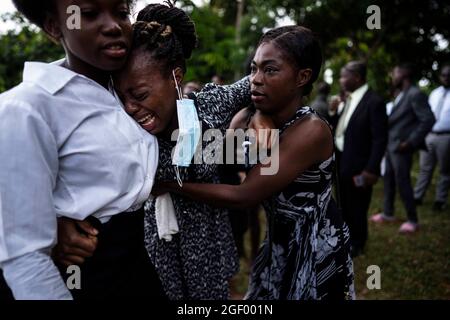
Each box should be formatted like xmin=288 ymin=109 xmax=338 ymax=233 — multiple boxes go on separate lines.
xmin=234 ymin=0 xmax=245 ymax=81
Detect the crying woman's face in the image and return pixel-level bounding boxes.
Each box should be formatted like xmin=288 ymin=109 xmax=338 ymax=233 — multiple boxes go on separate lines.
xmin=114 ymin=49 xmax=181 ymax=135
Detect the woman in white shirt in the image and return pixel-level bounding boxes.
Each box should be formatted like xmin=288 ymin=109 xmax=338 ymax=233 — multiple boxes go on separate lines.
xmin=0 ymin=0 xmax=164 ymax=300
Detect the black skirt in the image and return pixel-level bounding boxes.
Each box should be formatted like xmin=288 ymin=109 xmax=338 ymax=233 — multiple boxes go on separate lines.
xmin=0 ymin=270 xmax=14 ymax=301
xmin=59 ymin=207 xmax=167 ymax=300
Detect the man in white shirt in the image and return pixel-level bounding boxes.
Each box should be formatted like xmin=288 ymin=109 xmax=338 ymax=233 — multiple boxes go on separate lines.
xmin=414 ymin=65 xmax=450 ymax=211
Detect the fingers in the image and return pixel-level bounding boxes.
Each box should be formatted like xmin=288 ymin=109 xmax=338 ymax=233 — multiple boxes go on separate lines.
xmin=60 ymin=242 xmax=96 ymax=258
xmin=60 ymin=231 xmax=98 ymax=254
xmin=53 ymin=236 xmax=97 ymax=266
xmin=54 ymin=217 xmax=99 ymax=268
xmin=58 ymin=255 xmax=86 ymax=267
xmin=76 ymin=220 xmax=99 ymax=237
xmin=53 ymin=236 xmax=97 ymax=261
xmin=58 ymin=260 xmax=73 ymax=268
xmin=74 ymin=235 xmax=98 ymax=253
xmin=60 ymin=218 xmax=98 ymax=252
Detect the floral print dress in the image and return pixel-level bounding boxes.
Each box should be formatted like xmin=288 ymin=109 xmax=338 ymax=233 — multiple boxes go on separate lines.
xmin=144 ymin=77 xmax=251 ymax=300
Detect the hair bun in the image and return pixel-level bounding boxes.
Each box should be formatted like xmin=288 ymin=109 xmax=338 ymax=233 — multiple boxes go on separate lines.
xmin=135 ymin=3 xmax=197 ymax=59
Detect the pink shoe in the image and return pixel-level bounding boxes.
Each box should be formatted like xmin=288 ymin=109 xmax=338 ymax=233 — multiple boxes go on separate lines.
xmin=399 ymin=222 xmax=419 ymax=234
xmin=370 ymin=213 xmax=397 ymax=224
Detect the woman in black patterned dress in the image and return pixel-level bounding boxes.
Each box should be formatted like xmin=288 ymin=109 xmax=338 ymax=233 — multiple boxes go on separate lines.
xmin=157 ymin=26 xmax=355 ymax=300
xmin=113 ymin=3 xmax=269 ymax=299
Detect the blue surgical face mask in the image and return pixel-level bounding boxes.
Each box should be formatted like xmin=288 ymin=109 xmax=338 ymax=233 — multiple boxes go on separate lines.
xmin=171 ymin=70 xmax=201 ymax=186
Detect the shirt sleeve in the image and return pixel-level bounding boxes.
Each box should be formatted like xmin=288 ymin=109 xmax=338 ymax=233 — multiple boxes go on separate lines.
xmin=195 ymin=76 xmax=251 ymax=130
xmin=2 ymin=250 xmax=72 ymax=300
xmin=0 ymin=99 xmax=70 ymax=299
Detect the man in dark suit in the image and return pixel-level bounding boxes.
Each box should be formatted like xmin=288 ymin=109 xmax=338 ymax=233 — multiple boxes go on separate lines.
xmin=331 ymin=61 xmax=388 ymax=257
xmin=371 ymin=64 xmax=435 ymax=233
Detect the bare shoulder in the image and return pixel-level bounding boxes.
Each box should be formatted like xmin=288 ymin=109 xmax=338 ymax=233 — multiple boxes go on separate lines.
xmin=283 ymin=114 xmax=333 ymax=160
xmin=229 ymin=108 xmax=252 ymax=129
xmin=286 ymin=114 xmax=331 ymax=141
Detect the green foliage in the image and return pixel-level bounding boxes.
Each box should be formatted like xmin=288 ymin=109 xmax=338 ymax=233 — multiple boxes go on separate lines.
xmin=280 ymin=0 xmax=450 ymax=97
xmin=1 ymin=0 xmax=449 ymax=95
xmin=183 ymin=4 xmax=244 ymax=83
xmin=0 ymin=13 xmax=64 ymax=93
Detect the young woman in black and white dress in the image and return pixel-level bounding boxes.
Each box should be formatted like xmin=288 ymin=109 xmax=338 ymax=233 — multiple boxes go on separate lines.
xmin=156 ymin=25 xmax=355 ymax=300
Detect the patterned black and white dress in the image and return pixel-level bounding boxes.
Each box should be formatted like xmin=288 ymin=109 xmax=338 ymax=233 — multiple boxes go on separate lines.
xmin=245 ymin=107 xmax=355 ymax=300
xmin=144 ymin=77 xmax=251 ymax=300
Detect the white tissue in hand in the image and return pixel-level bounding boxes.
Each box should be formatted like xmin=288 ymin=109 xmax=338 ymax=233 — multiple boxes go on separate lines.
xmin=154 ymin=193 xmax=179 ymax=241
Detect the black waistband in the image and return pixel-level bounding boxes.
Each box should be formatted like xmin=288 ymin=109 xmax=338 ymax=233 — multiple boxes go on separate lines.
xmin=431 ymin=131 xmax=450 ymax=135
xmin=83 ymin=206 xmax=145 ymax=233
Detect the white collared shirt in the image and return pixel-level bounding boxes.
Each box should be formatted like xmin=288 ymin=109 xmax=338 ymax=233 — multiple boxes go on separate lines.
xmin=0 ymin=61 xmax=158 ymax=299
xmin=429 ymin=86 xmax=450 ymax=132
xmin=335 ymin=83 xmax=369 ymax=151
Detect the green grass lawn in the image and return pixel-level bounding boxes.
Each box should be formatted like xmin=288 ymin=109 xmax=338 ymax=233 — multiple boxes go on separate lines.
xmin=231 ymin=155 xmax=450 ymax=300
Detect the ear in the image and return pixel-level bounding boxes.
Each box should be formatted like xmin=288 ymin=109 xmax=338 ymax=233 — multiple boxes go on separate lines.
xmin=172 ymin=67 xmax=185 ymax=86
xmin=296 ymin=68 xmax=313 ymax=88
xmin=43 ymin=14 xmax=63 ymax=42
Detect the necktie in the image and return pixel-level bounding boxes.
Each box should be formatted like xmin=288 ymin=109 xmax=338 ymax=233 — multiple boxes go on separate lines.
xmin=335 ymin=96 xmax=352 ymax=139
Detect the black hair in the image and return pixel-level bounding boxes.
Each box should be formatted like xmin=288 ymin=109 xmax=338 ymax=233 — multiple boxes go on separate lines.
xmin=396 ymin=62 xmax=416 ymax=80
xmin=316 ymin=82 xmax=331 ymax=96
xmin=258 ymin=25 xmax=322 ymax=96
xmin=12 ymin=0 xmax=53 ymax=29
xmin=441 ymin=64 xmax=450 ymax=72
xmin=132 ymin=1 xmax=197 ymax=75
xmin=344 ymin=61 xmax=367 ymax=81
xmin=245 ymin=51 xmax=256 ymax=75
xmin=12 ymin=0 xmax=135 ymax=30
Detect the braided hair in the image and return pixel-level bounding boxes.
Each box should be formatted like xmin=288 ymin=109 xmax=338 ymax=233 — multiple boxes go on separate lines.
xmin=259 ymin=26 xmax=322 ymax=96
xmin=132 ymin=1 xmax=197 ymax=76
